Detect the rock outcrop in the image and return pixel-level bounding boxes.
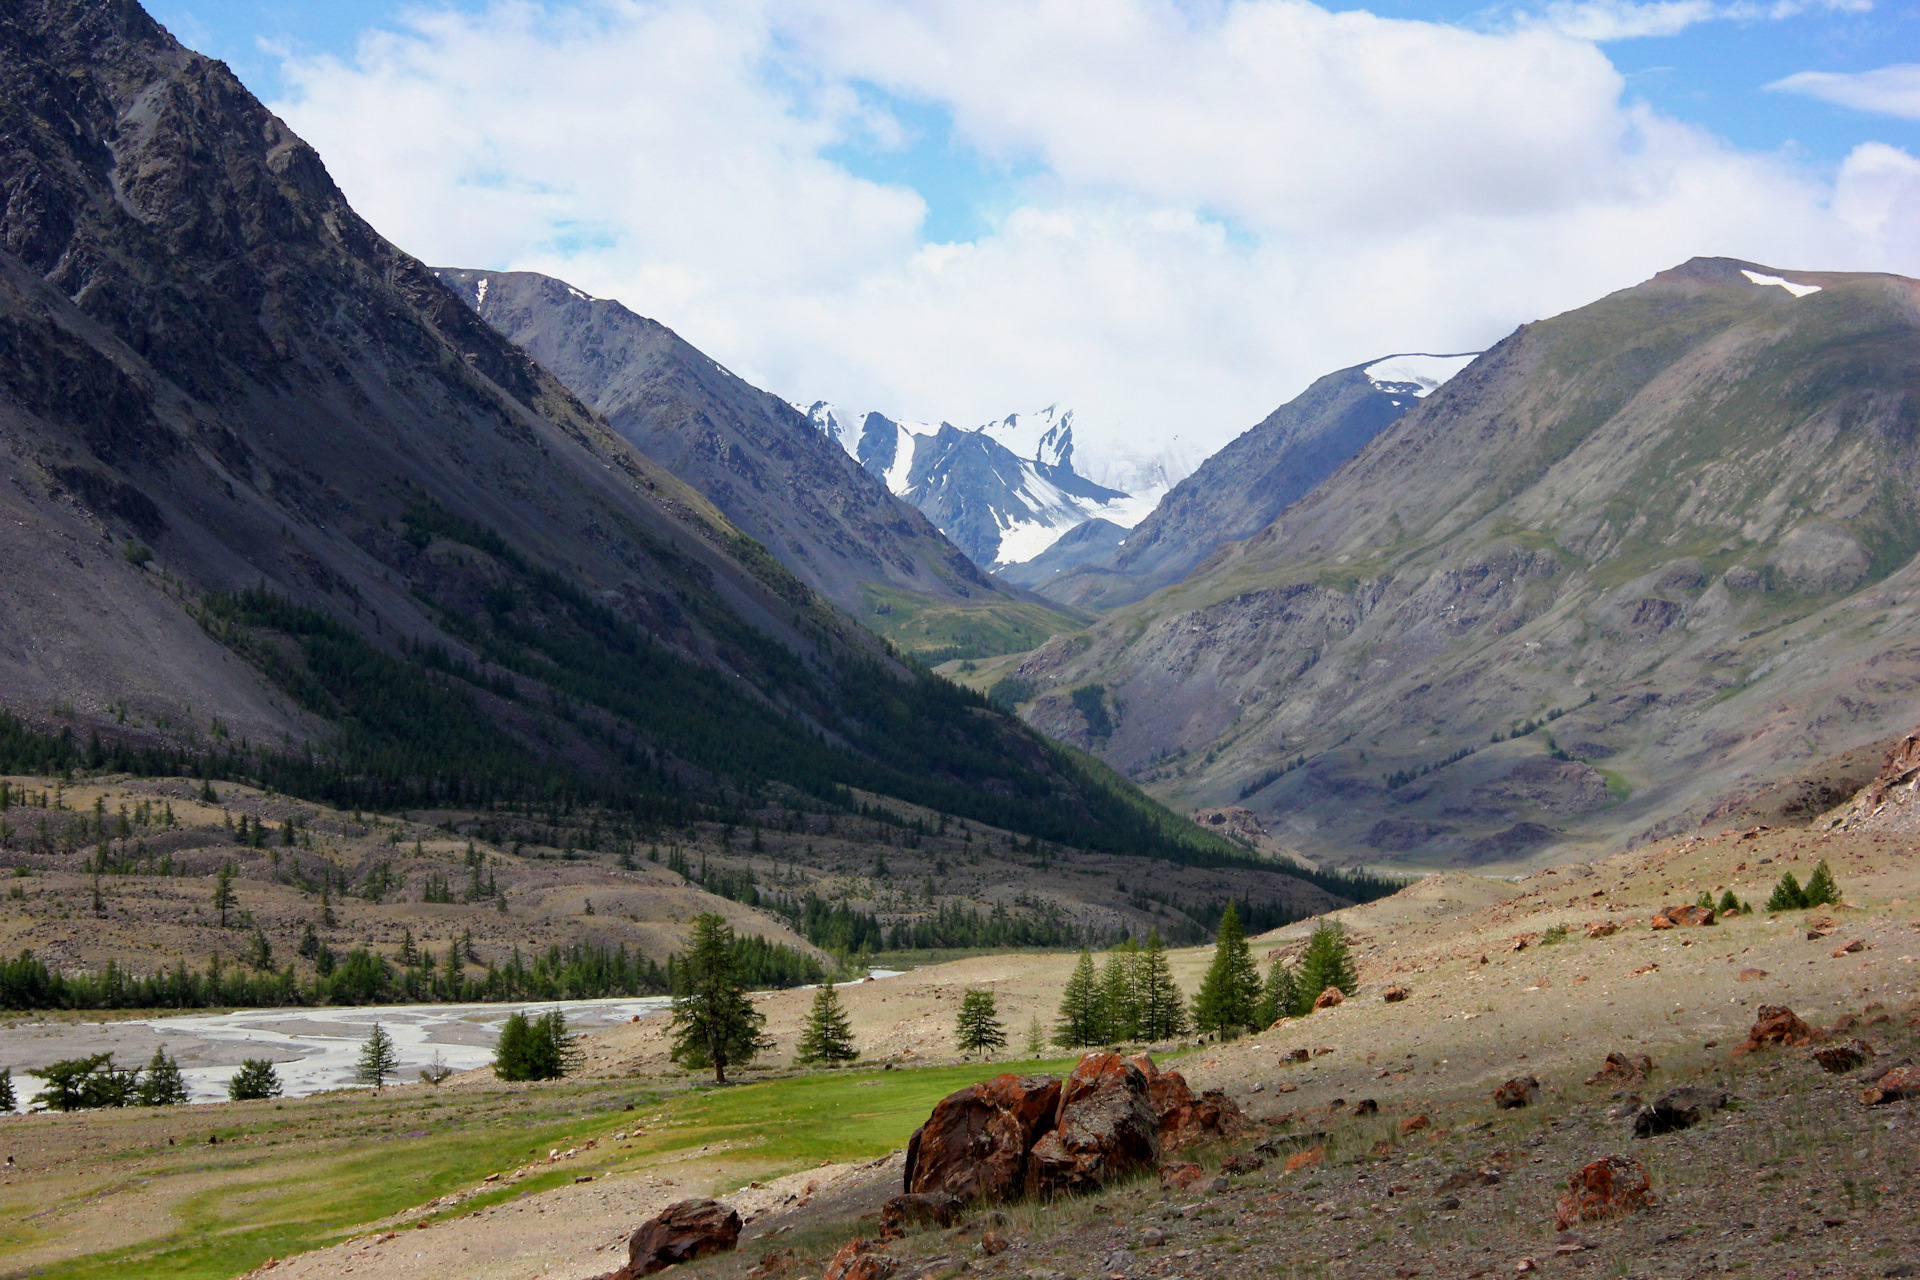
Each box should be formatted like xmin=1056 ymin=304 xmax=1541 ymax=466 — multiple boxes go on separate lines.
xmin=1586 ymin=1053 xmax=1654 ymax=1086
xmin=625 ymin=1200 xmax=742 ymax=1275
xmin=1131 ymin=1053 xmax=1249 ymax=1149
xmin=1554 ymin=1156 xmax=1653 ymax=1230
xmin=1738 ymin=1006 xmax=1823 ymax=1053
xmin=1025 ymin=1053 xmax=1162 ymax=1198
xmin=903 ymin=1073 xmax=1061 ymax=1203
xmin=1493 ymin=1076 xmax=1541 ymax=1109
xmin=1651 ymin=904 xmax=1715 ymax=929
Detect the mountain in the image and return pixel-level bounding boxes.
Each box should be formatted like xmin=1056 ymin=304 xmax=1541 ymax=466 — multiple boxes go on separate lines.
xmin=800 ymin=401 xmax=1175 ymax=569
xmin=989 ymin=259 xmax=1920 ymax=870
xmin=433 ymin=269 xmax=1008 ymax=627
xmin=995 ymin=518 xmax=1129 ymax=590
xmin=1034 ymin=353 xmax=1474 ymax=606
xmin=0 ymin=0 xmax=1273 ymax=874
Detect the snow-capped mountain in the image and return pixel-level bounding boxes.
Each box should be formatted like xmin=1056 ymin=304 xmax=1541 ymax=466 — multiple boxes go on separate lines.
xmin=1362 ymin=353 xmax=1479 ymax=401
xmin=791 ymin=401 xmax=1190 ymax=570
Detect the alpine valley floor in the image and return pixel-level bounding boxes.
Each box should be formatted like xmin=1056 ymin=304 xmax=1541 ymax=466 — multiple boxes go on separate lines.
xmin=0 ymin=825 xmax=1915 ymax=1279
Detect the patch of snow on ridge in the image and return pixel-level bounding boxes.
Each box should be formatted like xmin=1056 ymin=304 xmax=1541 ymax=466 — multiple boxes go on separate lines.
xmin=1740 ymin=269 xmax=1822 ymax=298
xmin=1363 ymin=353 xmax=1478 ymax=397
xmin=883 ymin=419 xmax=927 ymax=495
xmin=473 ymin=277 xmax=488 ymax=308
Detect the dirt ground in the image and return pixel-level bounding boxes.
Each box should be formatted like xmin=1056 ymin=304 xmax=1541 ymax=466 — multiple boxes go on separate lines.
xmin=183 ymin=823 xmax=1920 ymax=1279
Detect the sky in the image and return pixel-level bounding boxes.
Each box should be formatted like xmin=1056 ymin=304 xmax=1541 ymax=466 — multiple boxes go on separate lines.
xmin=150 ymin=0 xmax=1920 ymax=474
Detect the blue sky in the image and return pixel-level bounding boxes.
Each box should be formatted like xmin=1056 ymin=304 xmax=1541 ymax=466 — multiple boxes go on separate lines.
xmin=145 ymin=1 xmax=1920 ymax=462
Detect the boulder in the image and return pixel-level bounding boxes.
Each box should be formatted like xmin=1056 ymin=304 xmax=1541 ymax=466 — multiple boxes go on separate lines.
xmin=1737 ymin=1005 xmax=1823 ymax=1054
xmin=1860 ymin=1065 xmax=1920 ymax=1106
xmin=879 ymin=1193 xmax=965 ymax=1237
xmin=626 ymin=1199 xmax=742 ymax=1275
xmin=1650 ymin=904 xmax=1714 ymax=929
xmin=1554 ymin=1156 xmax=1653 ymax=1230
xmin=1811 ymin=1040 xmax=1875 ymax=1074
xmin=823 ymin=1239 xmax=897 ymax=1280
xmin=1832 ymin=939 xmax=1866 ymax=956
xmin=1630 ymin=1086 xmax=1726 ymax=1138
xmin=1130 ymin=1054 xmax=1248 ymax=1150
xmin=1352 ymin=1098 xmax=1378 ymax=1116
xmin=1585 ymin=922 xmax=1619 ymax=939
xmin=1312 ymin=986 xmax=1346 ymax=1011
xmin=1398 ymin=1114 xmax=1431 ymax=1135
xmin=1585 ymin=1052 xmax=1654 ymax=1087
xmin=1383 ymin=986 xmax=1412 ymax=1002
xmin=1285 ymin=1048 xmax=1311 ymax=1063
xmin=1283 ymin=1146 xmax=1325 ymax=1173
xmin=904 ymin=1073 xmax=1060 ymax=1203
xmin=1024 ymin=1053 xmax=1161 ymax=1198
xmin=1493 ymin=1076 xmax=1541 ymax=1109
xmin=1736 ymin=968 xmax=1768 ymax=982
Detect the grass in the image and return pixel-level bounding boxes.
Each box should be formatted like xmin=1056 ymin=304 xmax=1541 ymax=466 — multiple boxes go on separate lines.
xmin=2 ymin=1057 xmax=1085 ymax=1280
xmin=858 ymin=585 xmax=1086 ymax=661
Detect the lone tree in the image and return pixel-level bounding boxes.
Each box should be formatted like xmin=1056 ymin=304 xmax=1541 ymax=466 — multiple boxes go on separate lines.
xmin=1054 ymin=950 xmax=1104 ymax=1047
xmin=1193 ymin=903 xmax=1262 ymax=1038
xmin=0 ymin=1067 xmax=14 ymax=1113
xmin=1135 ymin=928 xmax=1189 ymax=1041
xmin=955 ymin=988 xmax=1007 ymax=1057
xmin=1294 ymin=918 xmax=1359 ymax=1014
xmin=355 ymin=1024 xmax=400 ymax=1091
xmin=227 ymin=1059 xmax=282 ymax=1101
xmin=212 ymin=861 xmax=236 ymax=928
xmin=794 ymin=984 xmax=859 ymax=1065
xmin=136 ymin=1048 xmax=190 ymax=1106
xmin=669 ymin=912 xmax=770 ymax=1083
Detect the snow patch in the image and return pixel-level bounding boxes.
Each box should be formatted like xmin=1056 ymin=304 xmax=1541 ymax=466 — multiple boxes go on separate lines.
xmin=473 ymin=277 xmax=488 ymax=308
xmin=1740 ymin=269 xmax=1822 ymax=298
xmin=1363 ymin=353 xmax=1478 ymax=397
xmin=567 ymin=285 xmax=590 ymax=302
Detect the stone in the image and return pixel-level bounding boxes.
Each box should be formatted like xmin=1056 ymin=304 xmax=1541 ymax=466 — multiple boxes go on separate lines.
xmin=1136 ymin=1227 xmax=1166 ymax=1248
xmin=905 ymin=1073 xmax=1061 ymax=1203
xmin=1585 ymin=1052 xmax=1654 ymax=1087
xmin=1650 ymin=904 xmax=1714 ymax=929
xmin=1312 ymin=986 xmax=1345 ymax=1011
xmin=1860 ymin=1065 xmax=1920 ymax=1106
xmin=1383 ymin=986 xmax=1412 ymax=1002
xmin=1493 ymin=1076 xmax=1541 ymax=1109
xmin=824 ymin=1240 xmax=897 ymax=1280
xmin=1585 ymin=922 xmax=1619 ymax=939
xmin=1398 ymin=1114 xmax=1431 ymax=1135
xmin=1219 ymin=1153 xmax=1265 ymax=1175
xmin=748 ymin=1250 xmax=798 ymax=1279
xmin=1286 ymin=1048 xmax=1311 ymax=1063
xmin=1436 ymin=1195 xmax=1462 ymax=1211
xmin=1275 ymin=1082 xmax=1298 ymax=1093
xmin=881 ymin=1193 xmax=966 ymax=1237
xmin=1630 ymin=1086 xmax=1726 ymax=1137
xmin=627 ymin=1199 xmax=743 ymax=1275
xmin=1738 ymin=1005 xmax=1824 ymax=1054
xmin=1283 ymin=1146 xmax=1326 ymax=1173
xmin=1024 ymin=1053 xmax=1160 ymax=1198
xmin=1158 ymin=1161 xmax=1206 ymax=1191
xmin=1736 ymin=968 xmax=1768 ymax=982
xmin=1131 ymin=1054 xmax=1249 ymax=1150
xmin=979 ymin=1233 xmax=1009 ymax=1256
xmin=1553 ymin=1155 xmax=1653 ymax=1230
xmin=1811 ymin=1040 xmax=1875 ymax=1074
xmin=1437 ymin=1169 xmax=1502 ymax=1192
xmin=1352 ymin=1098 xmax=1379 ymax=1116
xmin=1832 ymin=939 xmax=1866 ymax=956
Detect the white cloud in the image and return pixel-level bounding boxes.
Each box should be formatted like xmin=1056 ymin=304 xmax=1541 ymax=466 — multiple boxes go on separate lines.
xmin=1771 ymin=62 xmax=1920 ymax=120
xmin=273 ymin=0 xmax=1920 ymax=469
xmin=1527 ymin=0 xmax=1869 ymax=43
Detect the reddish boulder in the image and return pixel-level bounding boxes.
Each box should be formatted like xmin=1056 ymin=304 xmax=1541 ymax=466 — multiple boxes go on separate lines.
xmin=879 ymin=1192 xmax=965 ymax=1237
xmin=1130 ymin=1053 xmax=1248 ymax=1150
xmin=1398 ymin=1114 xmax=1431 ymax=1135
xmin=1493 ymin=1076 xmax=1541 ymax=1109
xmin=626 ymin=1199 xmax=742 ymax=1275
xmin=1736 ymin=968 xmax=1768 ymax=982
xmin=1158 ymin=1161 xmax=1206 ymax=1191
xmin=1312 ymin=986 xmax=1346 ymax=1011
xmin=1860 ymin=1065 xmax=1920 ymax=1106
xmin=1650 ymin=904 xmax=1714 ymax=929
xmin=978 ymin=1232 xmax=1009 ymax=1256
xmin=1811 ymin=1040 xmax=1875 ymax=1074
xmin=823 ymin=1240 xmax=897 ymax=1280
xmin=1553 ymin=1155 xmax=1653 ymax=1230
xmin=1025 ymin=1053 xmax=1161 ymax=1198
xmin=903 ymin=1073 xmax=1060 ymax=1203
xmin=1737 ymin=1005 xmax=1823 ymax=1054
xmin=1585 ymin=922 xmax=1619 ymax=939
xmin=1585 ymin=1052 xmax=1654 ymax=1087
xmin=1382 ymin=985 xmax=1412 ymax=1002
xmin=1283 ymin=1146 xmax=1325 ymax=1173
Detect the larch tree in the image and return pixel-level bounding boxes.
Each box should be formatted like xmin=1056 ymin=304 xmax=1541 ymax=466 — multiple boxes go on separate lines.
xmin=955 ymin=988 xmax=1007 ymax=1057
xmin=668 ymin=912 xmax=770 ymax=1083
xmin=1054 ymin=950 xmax=1104 ymax=1047
xmin=794 ymin=984 xmax=858 ymax=1065
xmin=1192 ymin=903 xmax=1262 ymax=1038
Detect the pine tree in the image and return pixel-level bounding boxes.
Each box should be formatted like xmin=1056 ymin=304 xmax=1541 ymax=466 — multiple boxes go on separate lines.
xmin=1256 ymin=958 xmax=1298 ymax=1028
xmin=1193 ymin=903 xmax=1262 ymax=1038
xmin=355 ymin=1024 xmax=400 ymax=1090
xmin=668 ymin=912 xmax=770 ymax=1083
xmin=248 ymin=928 xmax=272 ymax=971
xmin=0 ymin=1067 xmax=14 ymax=1113
xmin=795 ymin=984 xmax=858 ymax=1064
xmin=227 ymin=1059 xmax=282 ymax=1101
xmin=1803 ymin=860 xmax=1840 ymax=908
xmin=955 ymin=989 xmax=1007 ymax=1056
xmin=1294 ymin=918 xmax=1359 ymax=1013
xmin=320 ymin=883 xmax=337 ymax=928
xmin=1717 ymin=888 xmax=1741 ymax=915
xmin=136 ymin=1048 xmax=189 ymax=1106
xmin=1025 ymin=1015 xmax=1047 ymax=1058
xmin=1100 ymin=945 xmax=1142 ymax=1043
xmin=1135 ymin=928 xmax=1188 ymax=1041
xmin=212 ymin=860 xmax=235 ymax=928
xmin=1054 ymin=950 xmax=1104 ymax=1047
xmin=1766 ymin=871 xmax=1807 ymax=912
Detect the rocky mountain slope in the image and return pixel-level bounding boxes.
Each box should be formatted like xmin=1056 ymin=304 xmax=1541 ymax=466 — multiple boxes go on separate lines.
xmin=1036 ymin=353 xmax=1474 ymax=607
xmin=434 ymin=269 xmax=1011 ymax=625
xmin=991 ymin=260 xmax=1920 ymax=869
xmin=0 ymin=0 xmax=1277 ymax=876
